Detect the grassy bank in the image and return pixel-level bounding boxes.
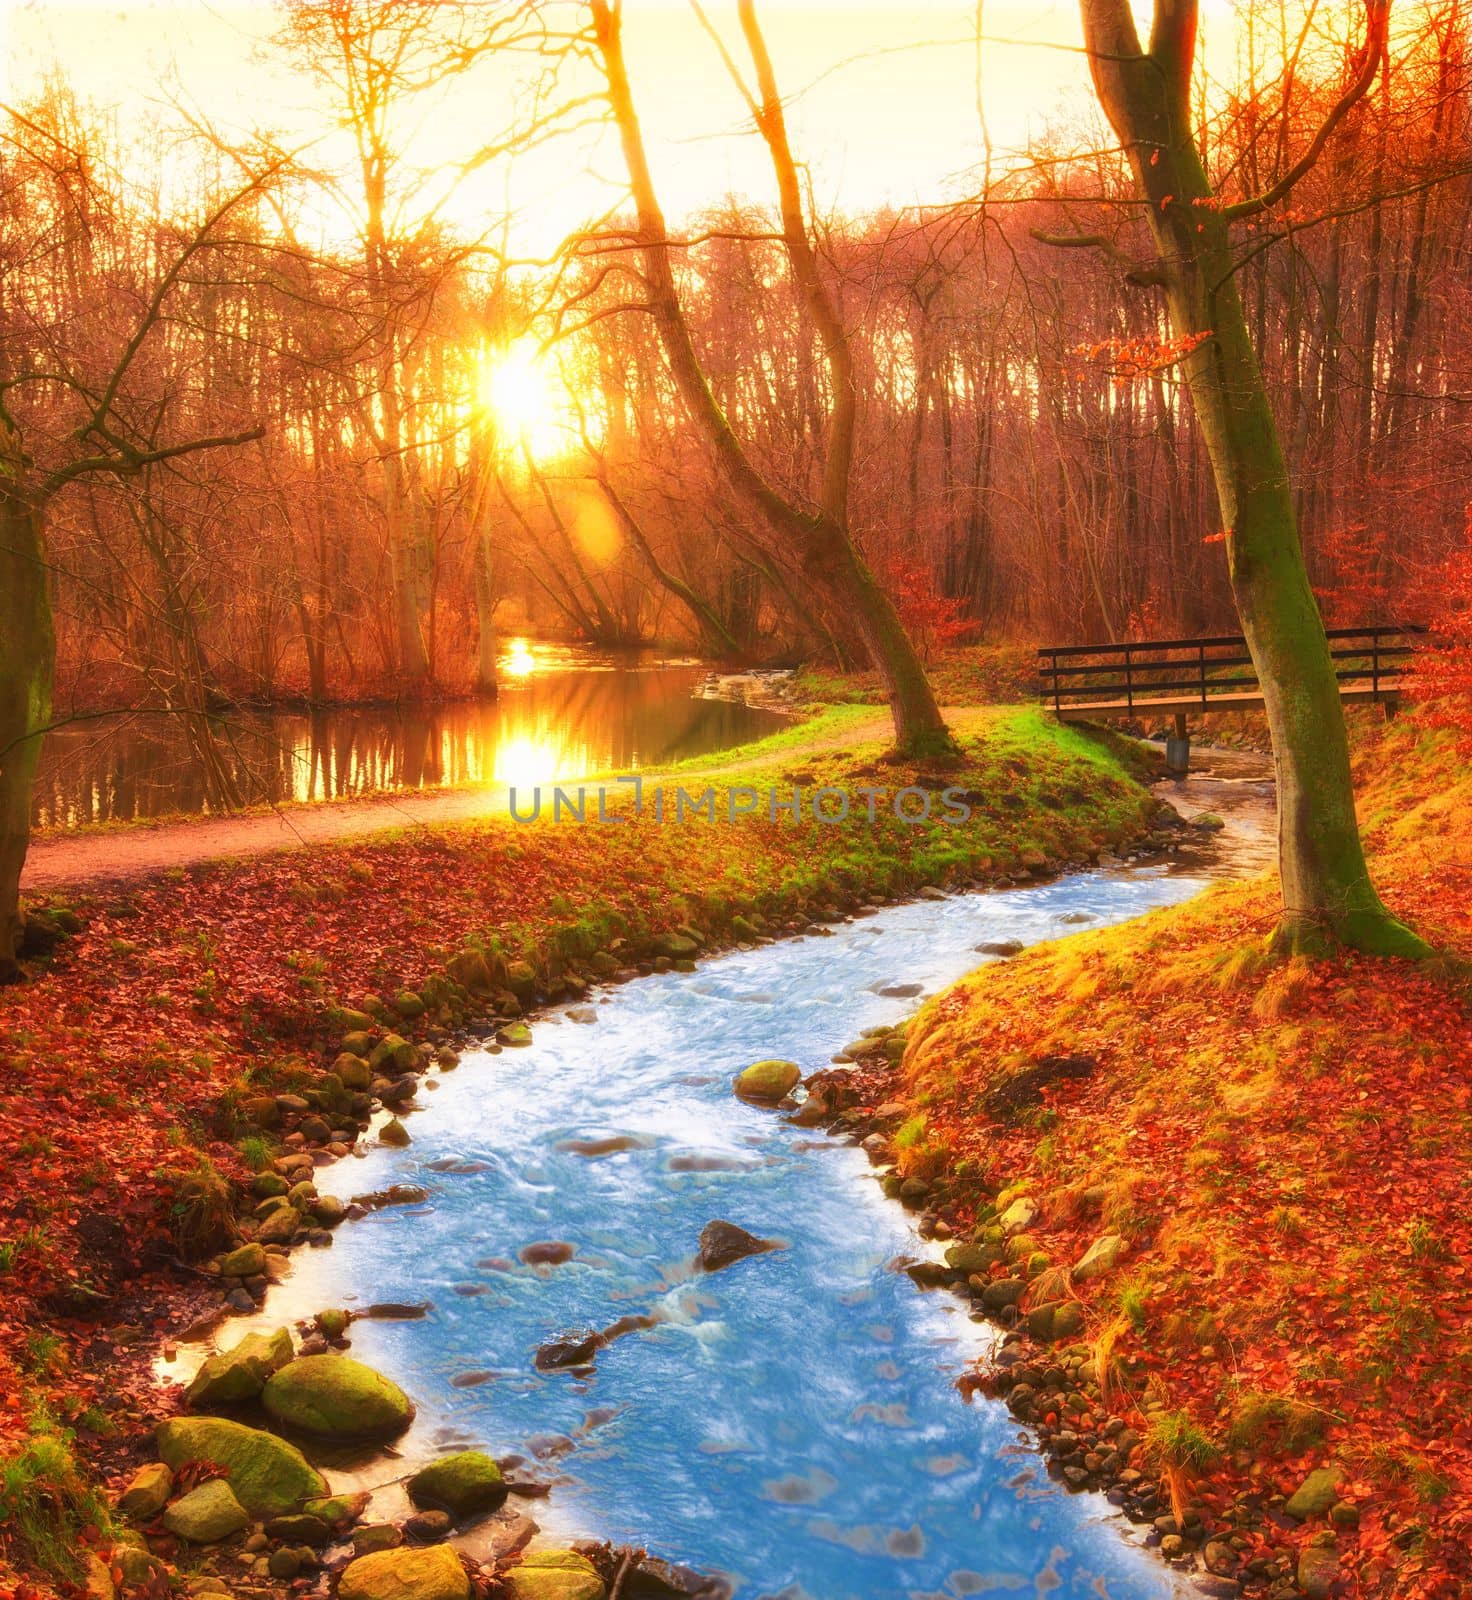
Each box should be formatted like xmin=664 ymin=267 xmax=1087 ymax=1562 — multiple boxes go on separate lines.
xmin=0 ymin=704 xmax=1160 ymax=1590
xmin=881 ymin=720 xmax=1472 ymax=1598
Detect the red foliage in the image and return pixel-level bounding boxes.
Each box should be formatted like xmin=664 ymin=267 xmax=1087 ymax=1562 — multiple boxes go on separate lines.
xmin=882 ymin=560 xmax=976 ymax=661
xmin=1410 ymin=517 xmax=1472 ymax=747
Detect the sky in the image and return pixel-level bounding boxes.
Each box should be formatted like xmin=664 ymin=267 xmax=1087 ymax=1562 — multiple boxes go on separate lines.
xmin=0 ymin=0 xmax=1241 ymax=254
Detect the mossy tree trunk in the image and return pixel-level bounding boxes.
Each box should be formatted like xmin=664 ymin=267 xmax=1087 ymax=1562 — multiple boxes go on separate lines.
xmin=0 ymin=457 xmax=54 ymax=980
xmin=1077 ymin=0 xmax=1423 ymax=955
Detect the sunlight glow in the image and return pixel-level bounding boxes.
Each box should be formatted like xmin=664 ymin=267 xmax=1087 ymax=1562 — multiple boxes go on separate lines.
xmin=502 ymin=638 xmax=538 ymax=679
xmin=493 ymin=733 xmax=565 ymax=791
xmin=480 ymin=342 xmax=563 ymax=462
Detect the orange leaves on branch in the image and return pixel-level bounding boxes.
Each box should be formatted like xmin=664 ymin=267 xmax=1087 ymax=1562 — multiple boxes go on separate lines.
xmin=1069 ymin=330 xmax=1211 ymax=387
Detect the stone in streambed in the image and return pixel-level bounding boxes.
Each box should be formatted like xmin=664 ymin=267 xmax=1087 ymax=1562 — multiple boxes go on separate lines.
xmin=336 ymin=1053 xmax=373 ymax=1091
xmin=218 ymin=1243 xmax=266 ymax=1278
xmin=503 ymin=1550 xmax=606 ymax=1600
xmin=369 ymin=1033 xmax=418 ymax=1074
xmin=338 ymin=1546 xmax=469 ymax=1600
xmin=314 ymin=1308 xmax=352 ymax=1340
xmin=185 ymin=1327 xmax=293 ymax=1409
xmin=497 ymin=1023 xmax=533 ymax=1047
xmin=353 ymin=1524 xmax=405 ymax=1556
xmin=733 ymin=1059 xmax=800 ymax=1103
xmin=697 ymin=1220 xmax=782 ymax=1273
xmin=380 ymin=1118 xmax=411 ymax=1147
xmin=117 ymin=1461 xmax=173 ymax=1519
xmin=406 ymin=1451 xmax=506 ymax=1519
xmin=156 ymin=1416 xmax=326 ymax=1516
xmin=944 ymin=1240 xmax=1001 ymax=1275
xmin=264 ymin=1511 xmax=333 ymax=1547
xmin=261 ymin=1354 xmax=414 ymax=1441
xmin=519 ymin=1241 xmax=575 ymax=1266
xmin=161 ymin=1478 xmax=250 ymax=1543
xmin=534 ymin=1331 xmax=605 ymax=1371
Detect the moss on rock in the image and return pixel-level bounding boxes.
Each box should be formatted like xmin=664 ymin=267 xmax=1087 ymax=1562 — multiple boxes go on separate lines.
xmin=155 ymin=1416 xmax=325 ymax=1517
xmin=261 ymin=1354 xmax=414 ymax=1441
xmin=337 ymin=1545 xmax=470 ymax=1600
xmin=733 ymin=1059 xmax=801 ymax=1102
xmin=406 ymin=1451 xmax=505 ymax=1519
xmin=503 ymin=1550 xmax=606 ymax=1600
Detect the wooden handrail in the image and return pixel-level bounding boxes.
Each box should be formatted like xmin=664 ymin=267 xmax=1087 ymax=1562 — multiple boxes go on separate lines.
xmin=1036 ymin=624 xmax=1423 ymax=713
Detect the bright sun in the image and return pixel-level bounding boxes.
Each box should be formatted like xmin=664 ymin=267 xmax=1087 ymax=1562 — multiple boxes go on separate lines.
xmin=480 ymin=341 xmax=562 ymax=460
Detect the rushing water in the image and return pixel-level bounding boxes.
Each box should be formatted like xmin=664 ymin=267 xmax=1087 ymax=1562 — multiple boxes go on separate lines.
xmin=33 ymin=643 xmax=783 ymax=828
xmin=250 ymin=865 xmax=1231 ymax=1600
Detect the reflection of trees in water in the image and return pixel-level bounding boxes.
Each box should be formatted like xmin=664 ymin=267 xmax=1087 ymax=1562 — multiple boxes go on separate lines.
xmin=32 ymin=671 xmax=778 ymax=826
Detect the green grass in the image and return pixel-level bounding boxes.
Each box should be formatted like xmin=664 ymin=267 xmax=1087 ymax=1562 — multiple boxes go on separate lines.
xmin=1148 ymin=1407 xmax=1220 ymax=1470
xmin=0 ymin=1408 xmax=112 ymax=1581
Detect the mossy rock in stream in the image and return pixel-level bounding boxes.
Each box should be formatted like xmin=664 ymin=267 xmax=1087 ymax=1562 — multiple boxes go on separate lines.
xmin=733 ymin=1059 xmax=801 ymax=1103
xmin=338 ymin=1546 xmax=470 ymax=1600
xmin=156 ymin=1416 xmax=326 ymax=1516
xmin=369 ymin=1033 xmax=418 ymax=1074
xmin=185 ymin=1327 xmax=294 ymax=1409
xmin=406 ymin=1450 xmax=506 ymax=1518
xmin=503 ymin=1550 xmax=606 ymax=1600
xmin=262 ymin=1354 xmax=414 ymax=1441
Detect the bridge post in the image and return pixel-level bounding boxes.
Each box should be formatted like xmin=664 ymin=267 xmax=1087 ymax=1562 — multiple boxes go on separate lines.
xmin=1165 ymin=711 xmax=1190 ymax=775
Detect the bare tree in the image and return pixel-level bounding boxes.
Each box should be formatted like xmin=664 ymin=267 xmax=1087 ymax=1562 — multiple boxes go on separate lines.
xmin=586 ymin=0 xmax=956 ymax=756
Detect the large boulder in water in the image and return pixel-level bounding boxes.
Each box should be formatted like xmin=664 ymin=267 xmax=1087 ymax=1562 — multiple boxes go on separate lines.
xmin=503 ymin=1550 xmax=606 ymax=1600
xmin=262 ymin=1354 xmax=414 ymax=1441
xmin=161 ymin=1478 xmax=249 ymax=1543
xmin=697 ymin=1220 xmax=781 ymax=1273
xmin=338 ymin=1546 xmax=470 ymax=1600
xmin=732 ymin=1059 xmax=800 ymax=1103
xmin=406 ymin=1450 xmax=506 ymax=1518
xmin=185 ymin=1327 xmax=294 ymax=1409
xmin=156 ymin=1416 xmax=326 ymax=1516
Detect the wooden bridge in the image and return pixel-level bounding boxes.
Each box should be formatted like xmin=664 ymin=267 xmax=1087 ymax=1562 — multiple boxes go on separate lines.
xmin=1038 ymin=623 xmax=1423 ymax=770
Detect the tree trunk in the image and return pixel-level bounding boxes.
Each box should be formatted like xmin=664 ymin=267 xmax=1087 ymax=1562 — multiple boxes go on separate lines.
xmin=473 ymin=526 xmax=499 ymax=697
xmin=590 ymin=0 xmax=954 ymax=757
xmin=1079 ymin=0 xmax=1423 ymax=956
xmin=0 ymin=473 xmax=54 ymax=979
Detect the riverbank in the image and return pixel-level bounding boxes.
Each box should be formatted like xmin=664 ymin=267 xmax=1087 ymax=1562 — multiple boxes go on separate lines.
xmin=850 ymin=718 xmax=1472 ymax=1598
xmin=0 ymin=705 xmax=1165 ymax=1592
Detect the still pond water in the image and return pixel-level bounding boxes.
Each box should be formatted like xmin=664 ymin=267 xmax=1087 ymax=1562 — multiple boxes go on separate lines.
xmin=33 ymin=643 xmax=784 ymax=828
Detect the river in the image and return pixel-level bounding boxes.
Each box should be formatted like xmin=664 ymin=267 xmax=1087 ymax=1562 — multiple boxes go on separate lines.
xmin=194 ymin=751 xmax=1273 ymax=1598
xmin=32 ymin=643 xmax=785 ymax=828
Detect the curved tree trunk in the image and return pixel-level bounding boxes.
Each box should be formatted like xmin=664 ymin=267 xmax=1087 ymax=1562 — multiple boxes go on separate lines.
xmin=1079 ymin=0 xmax=1423 ymax=956
xmin=590 ymin=0 xmax=954 ymax=757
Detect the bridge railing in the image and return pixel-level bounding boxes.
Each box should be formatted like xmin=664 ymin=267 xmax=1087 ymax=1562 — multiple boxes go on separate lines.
xmin=1037 ymin=624 xmax=1425 ymax=714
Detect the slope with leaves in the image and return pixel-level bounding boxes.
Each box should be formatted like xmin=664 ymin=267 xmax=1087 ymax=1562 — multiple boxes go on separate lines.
xmin=896 ymin=721 xmax=1472 ymax=1596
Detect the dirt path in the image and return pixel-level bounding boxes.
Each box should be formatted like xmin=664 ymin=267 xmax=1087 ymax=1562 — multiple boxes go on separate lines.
xmin=22 ymin=706 xmax=917 ymax=892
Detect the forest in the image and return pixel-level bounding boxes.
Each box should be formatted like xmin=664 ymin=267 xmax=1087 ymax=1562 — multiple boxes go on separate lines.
xmin=2 ymin=3 xmax=1472 ymax=1600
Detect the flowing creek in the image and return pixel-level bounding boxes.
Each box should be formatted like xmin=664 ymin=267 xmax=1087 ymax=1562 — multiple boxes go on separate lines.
xmin=183 ymin=749 xmax=1275 ymax=1600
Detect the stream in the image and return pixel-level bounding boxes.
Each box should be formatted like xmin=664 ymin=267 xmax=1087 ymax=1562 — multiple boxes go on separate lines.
xmin=201 ymin=750 xmax=1274 ymax=1600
